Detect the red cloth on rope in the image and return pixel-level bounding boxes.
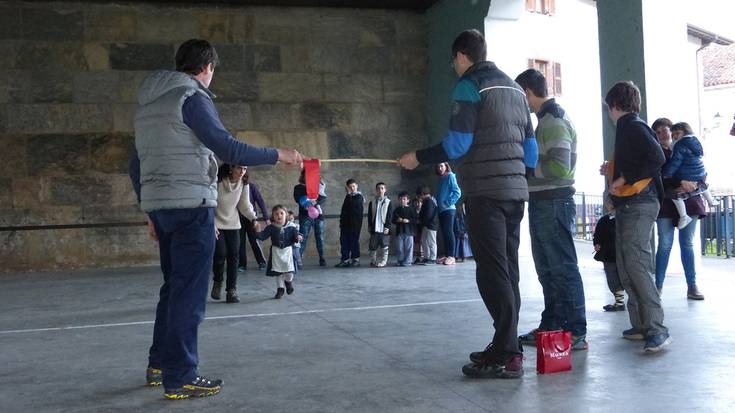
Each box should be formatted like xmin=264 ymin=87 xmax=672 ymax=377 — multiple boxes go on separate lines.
xmin=303 ymin=159 xmax=320 ymax=200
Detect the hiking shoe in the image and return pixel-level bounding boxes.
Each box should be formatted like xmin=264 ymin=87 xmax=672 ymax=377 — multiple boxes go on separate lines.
xmin=274 ymin=288 xmax=285 ymax=299
xmin=622 ymin=328 xmax=645 ymax=341
xmin=603 ymin=303 xmax=625 ymax=312
xmin=225 ymin=289 xmax=240 ymax=303
xmin=687 ymin=285 xmax=704 ymax=300
xmin=350 ymin=259 xmax=360 ymax=267
xmin=571 ymin=335 xmax=589 ymax=351
xmin=518 ymin=329 xmax=539 ymax=346
xmin=146 ymin=367 xmax=162 ymax=386
xmin=285 ymin=281 xmax=294 ymax=295
xmin=210 ymin=281 xmax=222 ymax=300
xmin=462 ymin=354 xmax=524 ymax=379
xmin=469 ymin=343 xmax=493 ymax=363
xmin=643 ymin=333 xmax=672 ymax=353
xmin=163 ymin=376 xmax=222 ymax=399
xmin=335 ymin=260 xmax=350 ymax=268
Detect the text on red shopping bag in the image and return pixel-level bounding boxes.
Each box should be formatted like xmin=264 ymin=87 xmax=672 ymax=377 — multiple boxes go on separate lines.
xmin=536 ymin=330 xmax=572 ymax=374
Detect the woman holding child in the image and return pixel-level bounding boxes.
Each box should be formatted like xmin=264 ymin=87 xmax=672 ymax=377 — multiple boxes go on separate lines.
xmin=651 ymin=118 xmax=706 ymax=300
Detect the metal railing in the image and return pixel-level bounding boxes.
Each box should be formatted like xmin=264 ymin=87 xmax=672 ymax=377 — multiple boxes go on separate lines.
xmin=700 ymin=195 xmax=735 ymax=258
xmin=573 ymin=192 xmax=604 ymax=241
xmin=572 ymin=192 xmax=735 ymax=258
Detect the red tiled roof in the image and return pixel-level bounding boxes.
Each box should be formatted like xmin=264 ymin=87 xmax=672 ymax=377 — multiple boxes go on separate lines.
xmin=702 ymin=44 xmax=735 ymax=87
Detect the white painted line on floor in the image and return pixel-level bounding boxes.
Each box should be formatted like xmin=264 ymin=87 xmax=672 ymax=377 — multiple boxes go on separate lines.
xmin=0 ymin=298 xmax=482 ymax=335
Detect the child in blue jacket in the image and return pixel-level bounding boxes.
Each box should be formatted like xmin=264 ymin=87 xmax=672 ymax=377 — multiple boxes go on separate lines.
xmin=663 ymin=122 xmax=718 ymax=229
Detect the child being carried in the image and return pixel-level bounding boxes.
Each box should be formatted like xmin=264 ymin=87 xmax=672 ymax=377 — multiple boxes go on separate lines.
xmin=662 ymin=122 xmax=718 ymax=229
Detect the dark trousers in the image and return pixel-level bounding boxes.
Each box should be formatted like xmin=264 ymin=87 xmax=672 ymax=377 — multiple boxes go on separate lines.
xmin=213 ymin=229 xmax=240 ymax=291
xmin=238 ymin=215 xmax=266 ymax=268
xmin=465 ymin=197 xmax=524 ymax=362
xmin=340 ymin=231 xmax=360 ymax=261
xmin=603 ymin=261 xmax=624 ymax=293
xmin=148 ymin=208 xmax=215 ymax=388
xmin=439 ymin=210 xmax=456 ymax=257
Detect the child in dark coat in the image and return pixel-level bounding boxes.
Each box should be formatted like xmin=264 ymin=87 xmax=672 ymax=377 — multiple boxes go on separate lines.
xmin=256 ymin=205 xmax=302 ymax=299
xmin=593 ymin=205 xmax=625 ymax=312
xmin=336 ymin=178 xmax=365 ymax=267
xmin=453 ymin=202 xmax=472 ymax=262
xmin=418 ymin=185 xmax=438 ymax=264
xmin=392 ymin=192 xmax=418 ymax=266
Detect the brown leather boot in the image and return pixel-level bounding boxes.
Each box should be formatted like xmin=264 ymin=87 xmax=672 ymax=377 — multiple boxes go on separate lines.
xmin=687 ymin=284 xmax=704 ymax=300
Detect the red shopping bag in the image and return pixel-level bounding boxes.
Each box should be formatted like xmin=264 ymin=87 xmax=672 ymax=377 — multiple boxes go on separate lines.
xmin=536 ymin=330 xmax=572 ymax=374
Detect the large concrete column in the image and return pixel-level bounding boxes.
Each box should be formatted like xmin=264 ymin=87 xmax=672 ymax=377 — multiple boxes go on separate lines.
xmin=597 ymin=0 xmax=648 ymax=160
xmin=426 ymin=0 xmax=492 ymax=144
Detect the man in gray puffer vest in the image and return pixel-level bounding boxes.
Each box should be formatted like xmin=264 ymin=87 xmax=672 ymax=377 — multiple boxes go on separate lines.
xmin=399 ymin=29 xmax=536 ymax=379
xmin=129 ymin=39 xmax=303 ymax=399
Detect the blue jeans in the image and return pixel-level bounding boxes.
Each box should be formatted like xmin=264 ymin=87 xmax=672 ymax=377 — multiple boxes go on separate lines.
xmin=148 ymin=208 xmax=215 ymax=388
xmin=396 ymin=233 xmax=414 ymax=265
xmin=655 ymin=216 xmax=698 ymax=289
xmin=528 ymin=198 xmax=587 ymax=337
xmin=439 ymin=210 xmax=456 ymax=257
xmin=299 ymin=218 xmax=325 ymax=260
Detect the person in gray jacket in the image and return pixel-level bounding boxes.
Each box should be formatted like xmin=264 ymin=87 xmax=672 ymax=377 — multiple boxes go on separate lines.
xmin=129 ymin=39 xmax=302 ymax=399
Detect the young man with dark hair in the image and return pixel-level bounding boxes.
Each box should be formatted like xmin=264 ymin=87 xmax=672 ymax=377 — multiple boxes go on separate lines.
xmin=336 ymin=178 xmax=364 ymax=267
xmin=399 ymin=29 xmax=537 ymax=379
xmin=367 ymin=182 xmax=393 ymax=268
xmin=514 ymin=69 xmax=588 ymax=351
xmin=602 ymin=80 xmax=670 ymax=353
xmin=129 ymin=38 xmax=303 ymax=399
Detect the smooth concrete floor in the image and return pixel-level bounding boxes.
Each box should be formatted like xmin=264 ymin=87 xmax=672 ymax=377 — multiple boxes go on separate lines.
xmin=1 ymin=241 xmax=734 ymax=413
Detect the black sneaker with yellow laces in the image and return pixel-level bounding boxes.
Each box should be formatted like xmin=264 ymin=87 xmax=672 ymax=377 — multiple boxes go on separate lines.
xmin=164 ymin=376 xmax=223 ymax=399
xmin=146 ymin=367 xmax=162 ymax=386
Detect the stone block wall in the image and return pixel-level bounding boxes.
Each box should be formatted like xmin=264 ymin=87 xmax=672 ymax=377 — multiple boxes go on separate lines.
xmin=0 ymin=1 xmax=429 ymax=271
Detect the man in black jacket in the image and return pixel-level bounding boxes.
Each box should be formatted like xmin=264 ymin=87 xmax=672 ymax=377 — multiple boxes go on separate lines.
xmin=603 ymin=80 xmax=670 ymax=353
xmin=399 ymin=29 xmax=536 ymax=379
